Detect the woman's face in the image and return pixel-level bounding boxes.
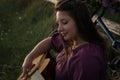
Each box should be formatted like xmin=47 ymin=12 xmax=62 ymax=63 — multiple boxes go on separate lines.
xmin=56 ymin=11 xmax=79 ymax=41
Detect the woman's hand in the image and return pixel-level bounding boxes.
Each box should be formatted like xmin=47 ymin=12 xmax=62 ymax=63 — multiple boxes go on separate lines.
xmin=21 ymin=56 xmax=34 ymax=80
xmin=19 ymin=37 xmax=52 ymax=80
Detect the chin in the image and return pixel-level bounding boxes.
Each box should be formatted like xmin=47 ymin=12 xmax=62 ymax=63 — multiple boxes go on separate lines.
xmin=63 ymin=36 xmax=71 ymax=41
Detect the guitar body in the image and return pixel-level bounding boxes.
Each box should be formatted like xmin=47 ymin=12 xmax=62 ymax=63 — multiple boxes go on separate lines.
xmin=17 ymin=53 xmax=56 ymax=80
xmin=41 ymin=58 xmax=56 ymax=80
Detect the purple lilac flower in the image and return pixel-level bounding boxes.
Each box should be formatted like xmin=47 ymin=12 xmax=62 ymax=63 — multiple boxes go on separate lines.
xmin=102 ymin=0 xmax=115 ymax=7
xmin=102 ymin=0 xmax=110 ymax=7
xmin=102 ymin=0 xmax=118 ymax=14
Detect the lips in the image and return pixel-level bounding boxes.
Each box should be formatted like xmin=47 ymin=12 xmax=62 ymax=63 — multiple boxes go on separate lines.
xmin=61 ymin=32 xmax=67 ymax=37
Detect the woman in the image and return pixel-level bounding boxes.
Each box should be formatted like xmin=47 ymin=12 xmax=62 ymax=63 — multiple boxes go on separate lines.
xmin=22 ymin=0 xmax=107 ymax=80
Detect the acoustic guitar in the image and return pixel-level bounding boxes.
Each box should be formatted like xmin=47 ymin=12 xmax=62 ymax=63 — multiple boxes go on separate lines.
xmin=17 ymin=53 xmax=56 ymax=80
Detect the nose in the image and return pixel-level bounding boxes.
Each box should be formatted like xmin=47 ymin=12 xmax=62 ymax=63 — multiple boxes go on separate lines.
xmin=57 ymin=24 xmax=64 ymax=32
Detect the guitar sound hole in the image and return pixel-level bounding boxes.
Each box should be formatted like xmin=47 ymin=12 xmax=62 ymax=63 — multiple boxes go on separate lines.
xmin=42 ymin=59 xmax=56 ymax=80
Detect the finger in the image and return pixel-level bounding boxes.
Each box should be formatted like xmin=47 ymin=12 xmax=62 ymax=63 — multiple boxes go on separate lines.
xmin=21 ymin=67 xmax=28 ymax=79
xmin=19 ymin=73 xmax=27 ymax=80
xmin=21 ymin=65 xmax=34 ymax=80
xmin=20 ymin=63 xmax=35 ymax=79
xmin=22 ymin=74 xmax=28 ymax=80
xmin=27 ymin=64 xmax=35 ymax=72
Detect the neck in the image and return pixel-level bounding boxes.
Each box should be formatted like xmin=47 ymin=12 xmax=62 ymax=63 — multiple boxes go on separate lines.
xmin=72 ymin=37 xmax=87 ymax=50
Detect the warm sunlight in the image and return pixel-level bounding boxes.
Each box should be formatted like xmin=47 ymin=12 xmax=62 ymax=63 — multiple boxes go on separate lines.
xmin=45 ymin=0 xmax=59 ymax=4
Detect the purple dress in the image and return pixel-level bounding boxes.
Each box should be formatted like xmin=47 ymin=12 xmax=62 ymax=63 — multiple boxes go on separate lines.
xmin=51 ymin=32 xmax=107 ymax=80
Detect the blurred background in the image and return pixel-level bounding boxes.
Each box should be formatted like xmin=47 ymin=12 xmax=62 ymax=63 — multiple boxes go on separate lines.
xmin=0 ymin=0 xmax=120 ymax=80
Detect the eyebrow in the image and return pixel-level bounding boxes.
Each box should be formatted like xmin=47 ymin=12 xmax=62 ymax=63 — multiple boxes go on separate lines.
xmin=56 ymin=18 xmax=67 ymax=23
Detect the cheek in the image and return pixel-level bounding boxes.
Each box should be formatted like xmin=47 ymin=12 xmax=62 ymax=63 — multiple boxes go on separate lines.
xmin=63 ymin=24 xmax=78 ymax=40
xmin=63 ymin=26 xmax=78 ymax=41
xmin=68 ymin=25 xmax=78 ymax=36
xmin=65 ymin=22 xmax=77 ymax=31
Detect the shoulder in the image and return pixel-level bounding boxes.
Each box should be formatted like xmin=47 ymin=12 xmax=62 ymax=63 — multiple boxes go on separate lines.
xmin=51 ymin=31 xmax=59 ymax=39
xmin=73 ymin=43 xmax=104 ymax=57
xmin=50 ymin=31 xmax=63 ymax=53
xmin=69 ymin=43 xmax=107 ymax=67
xmin=70 ymin=43 xmax=106 ymax=64
xmin=69 ymin=43 xmax=107 ymax=80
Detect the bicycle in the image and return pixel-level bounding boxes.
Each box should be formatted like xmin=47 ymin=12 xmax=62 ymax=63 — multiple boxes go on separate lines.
xmin=92 ymin=6 xmax=120 ymax=80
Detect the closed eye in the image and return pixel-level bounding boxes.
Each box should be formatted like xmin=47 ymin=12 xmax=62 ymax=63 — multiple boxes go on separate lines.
xmin=56 ymin=19 xmax=68 ymax=28
xmin=61 ymin=19 xmax=68 ymax=25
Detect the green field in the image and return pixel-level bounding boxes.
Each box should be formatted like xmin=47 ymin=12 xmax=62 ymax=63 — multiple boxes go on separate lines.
xmin=0 ymin=0 xmax=55 ymax=79
xmin=0 ymin=0 xmax=120 ymax=80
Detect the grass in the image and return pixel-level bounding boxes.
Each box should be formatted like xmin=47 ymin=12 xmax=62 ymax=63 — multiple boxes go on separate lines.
xmin=0 ymin=0 xmax=120 ymax=80
xmin=0 ymin=0 xmax=55 ymax=80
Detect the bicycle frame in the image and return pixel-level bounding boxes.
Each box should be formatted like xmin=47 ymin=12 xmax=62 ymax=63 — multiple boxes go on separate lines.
xmin=93 ymin=8 xmax=120 ymax=76
xmin=96 ymin=17 xmax=120 ymax=52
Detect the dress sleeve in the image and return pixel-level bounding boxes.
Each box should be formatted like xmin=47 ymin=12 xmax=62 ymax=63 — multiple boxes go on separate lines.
xmin=50 ymin=31 xmax=63 ymax=53
xmin=69 ymin=44 xmax=107 ymax=80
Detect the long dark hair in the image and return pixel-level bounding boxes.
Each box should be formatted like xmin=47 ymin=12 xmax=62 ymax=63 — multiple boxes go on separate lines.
xmin=55 ymin=0 xmax=105 ymax=48
xmin=54 ymin=0 xmax=106 ymax=65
